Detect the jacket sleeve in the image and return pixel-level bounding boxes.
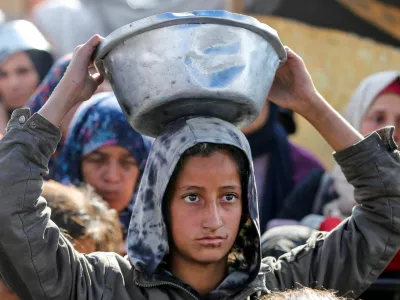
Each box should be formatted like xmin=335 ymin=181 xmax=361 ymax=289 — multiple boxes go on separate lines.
xmin=0 ymin=109 xmax=131 ymax=300
xmin=263 ymin=127 xmax=400 ymax=298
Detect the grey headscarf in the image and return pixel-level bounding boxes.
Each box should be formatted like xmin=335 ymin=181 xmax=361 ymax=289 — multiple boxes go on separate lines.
xmin=127 ymin=116 xmax=262 ymax=298
xmin=325 ymin=70 xmax=400 ymax=217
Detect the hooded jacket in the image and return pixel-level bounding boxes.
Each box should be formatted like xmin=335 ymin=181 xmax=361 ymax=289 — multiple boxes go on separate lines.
xmin=1 ymin=109 xmax=400 ymax=299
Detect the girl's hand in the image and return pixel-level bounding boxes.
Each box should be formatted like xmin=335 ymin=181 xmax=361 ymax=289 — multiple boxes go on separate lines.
xmin=267 ymin=47 xmax=363 ymax=151
xmin=63 ymin=35 xmax=105 ymax=106
xmin=267 ymin=47 xmax=318 ymax=116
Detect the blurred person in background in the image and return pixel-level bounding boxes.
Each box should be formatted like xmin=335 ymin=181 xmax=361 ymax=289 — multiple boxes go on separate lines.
xmin=241 ymin=101 xmax=324 ymax=234
xmin=0 ymin=180 xmax=123 ymax=300
xmin=0 ymin=20 xmax=54 ymax=134
xmin=261 ymin=71 xmax=400 ymax=300
xmin=275 ymin=70 xmax=400 ymax=224
xmin=30 ymin=0 xmax=255 ymax=57
xmin=53 ymin=94 xmax=152 ymax=239
xmin=27 ymin=54 xmax=112 ymax=178
xmin=323 ymin=70 xmax=400 ymax=218
xmin=262 ymin=70 xmax=400 ymax=270
xmin=42 ymin=180 xmax=124 ymax=254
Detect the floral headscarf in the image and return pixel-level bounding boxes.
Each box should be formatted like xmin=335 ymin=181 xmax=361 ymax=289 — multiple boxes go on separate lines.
xmin=54 ymin=93 xmax=152 ymax=230
xmin=26 ymin=54 xmax=72 ymax=178
xmin=27 ymin=54 xmax=72 ymax=114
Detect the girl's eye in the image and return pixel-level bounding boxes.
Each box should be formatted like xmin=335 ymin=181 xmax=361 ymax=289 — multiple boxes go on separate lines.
xmin=183 ymin=194 xmax=200 ymax=203
xmin=222 ymin=194 xmax=238 ymax=203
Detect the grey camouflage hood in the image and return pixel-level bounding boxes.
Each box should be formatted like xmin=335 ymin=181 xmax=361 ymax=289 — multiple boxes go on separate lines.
xmin=127 ymin=116 xmax=262 ymax=288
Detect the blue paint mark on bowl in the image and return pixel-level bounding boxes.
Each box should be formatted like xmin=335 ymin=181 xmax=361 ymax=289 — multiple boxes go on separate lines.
xmin=185 ymin=56 xmax=244 ymax=88
xmin=203 ymin=41 xmax=240 ymax=55
xmin=210 ymin=65 xmax=244 ymax=88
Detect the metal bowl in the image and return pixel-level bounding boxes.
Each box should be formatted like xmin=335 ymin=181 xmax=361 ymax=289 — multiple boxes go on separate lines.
xmin=95 ymin=11 xmax=286 ymax=137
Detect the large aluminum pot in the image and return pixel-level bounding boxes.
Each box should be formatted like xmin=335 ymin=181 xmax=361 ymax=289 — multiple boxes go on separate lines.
xmin=95 ymin=10 xmax=286 ymax=137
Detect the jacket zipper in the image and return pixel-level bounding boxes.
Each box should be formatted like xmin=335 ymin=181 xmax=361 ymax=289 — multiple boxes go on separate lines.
xmin=135 ymin=280 xmax=199 ymax=299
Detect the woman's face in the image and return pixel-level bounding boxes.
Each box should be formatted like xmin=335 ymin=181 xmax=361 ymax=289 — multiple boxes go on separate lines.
xmin=168 ymin=151 xmax=243 ymax=265
xmin=0 ymin=52 xmax=40 ymax=109
xmin=360 ymin=93 xmax=400 ymax=144
xmin=81 ymin=145 xmax=140 ymax=212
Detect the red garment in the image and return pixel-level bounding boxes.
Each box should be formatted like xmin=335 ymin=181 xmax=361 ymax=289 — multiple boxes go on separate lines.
xmin=319 ymin=216 xmax=400 ymax=271
xmin=377 ymin=78 xmax=400 ymax=97
xmin=319 ymin=217 xmax=342 ymax=231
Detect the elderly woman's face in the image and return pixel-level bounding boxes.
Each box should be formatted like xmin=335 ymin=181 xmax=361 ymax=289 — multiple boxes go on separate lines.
xmin=0 ymin=52 xmax=40 ymax=109
xmin=81 ymin=145 xmax=140 ymax=212
xmin=360 ymin=93 xmax=400 ymax=144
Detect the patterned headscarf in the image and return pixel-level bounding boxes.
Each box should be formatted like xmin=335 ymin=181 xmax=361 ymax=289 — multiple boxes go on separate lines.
xmin=27 ymin=54 xmax=72 ymax=114
xmin=26 ymin=54 xmax=72 ymax=178
xmin=54 ymin=93 xmax=152 ymax=230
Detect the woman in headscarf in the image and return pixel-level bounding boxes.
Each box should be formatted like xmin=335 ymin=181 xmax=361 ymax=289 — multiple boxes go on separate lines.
xmin=26 ymin=54 xmax=112 ymax=178
xmin=325 ymin=70 xmax=400 ymax=217
xmin=273 ymin=70 xmax=400 ymax=223
xmin=53 ymin=93 xmax=152 ymax=234
xmin=0 ymin=35 xmax=400 ymax=300
xmin=0 ymin=20 xmax=54 ymax=134
xmin=263 ymin=71 xmax=400 ymax=267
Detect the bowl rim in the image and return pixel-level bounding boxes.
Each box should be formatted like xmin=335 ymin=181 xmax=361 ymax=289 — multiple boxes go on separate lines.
xmin=94 ymin=10 xmax=287 ymax=69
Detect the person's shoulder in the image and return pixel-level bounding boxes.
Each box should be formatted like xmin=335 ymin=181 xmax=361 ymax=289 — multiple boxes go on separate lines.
xmin=289 ymin=142 xmax=324 ymax=169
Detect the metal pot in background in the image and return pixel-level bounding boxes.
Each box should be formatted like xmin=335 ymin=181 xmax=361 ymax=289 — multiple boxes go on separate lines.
xmin=95 ymin=10 xmax=286 ymax=137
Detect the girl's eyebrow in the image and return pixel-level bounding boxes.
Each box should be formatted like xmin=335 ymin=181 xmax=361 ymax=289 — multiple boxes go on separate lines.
xmin=221 ymin=185 xmax=240 ymax=190
xmin=178 ymin=185 xmax=204 ymax=191
xmin=178 ymin=185 xmax=240 ymax=191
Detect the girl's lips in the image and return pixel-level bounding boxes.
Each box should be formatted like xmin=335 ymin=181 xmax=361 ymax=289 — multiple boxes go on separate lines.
xmin=197 ymin=237 xmax=226 ymax=247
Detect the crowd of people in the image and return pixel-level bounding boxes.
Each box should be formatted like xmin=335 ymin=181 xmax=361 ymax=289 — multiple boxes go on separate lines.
xmin=0 ymin=1 xmax=400 ymax=300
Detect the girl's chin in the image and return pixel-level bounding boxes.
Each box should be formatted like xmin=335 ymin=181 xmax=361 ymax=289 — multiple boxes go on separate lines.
xmin=192 ymin=249 xmax=230 ymax=264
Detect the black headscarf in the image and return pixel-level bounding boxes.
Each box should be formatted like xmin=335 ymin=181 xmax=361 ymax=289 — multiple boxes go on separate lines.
xmin=245 ymin=102 xmax=293 ymax=233
xmin=25 ymin=49 xmax=54 ymax=82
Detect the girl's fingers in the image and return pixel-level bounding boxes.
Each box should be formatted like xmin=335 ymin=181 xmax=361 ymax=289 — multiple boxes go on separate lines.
xmin=73 ymin=44 xmax=83 ymax=55
xmin=74 ymin=35 xmax=104 ymax=67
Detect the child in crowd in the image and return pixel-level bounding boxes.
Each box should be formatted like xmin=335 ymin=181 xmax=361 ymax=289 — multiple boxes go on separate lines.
xmin=1 ymin=34 xmax=400 ymax=300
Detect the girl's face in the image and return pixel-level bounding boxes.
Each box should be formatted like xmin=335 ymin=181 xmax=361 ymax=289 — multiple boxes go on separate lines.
xmin=168 ymin=150 xmax=243 ymax=265
xmin=81 ymin=145 xmax=140 ymax=212
xmin=0 ymin=52 xmax=40 ymax=110
xmin=360 ymin=93 xmax=400 ymax=144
